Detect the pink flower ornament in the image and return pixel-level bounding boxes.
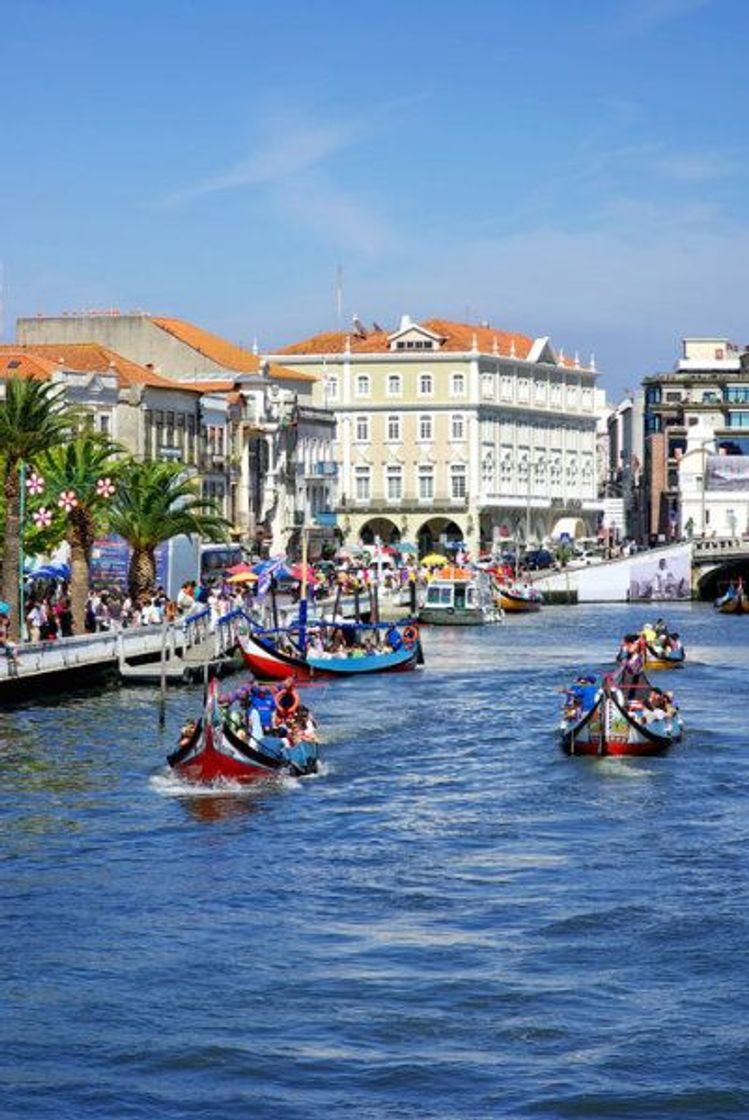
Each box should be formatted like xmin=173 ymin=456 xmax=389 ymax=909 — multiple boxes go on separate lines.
xmin=26 ymin=472 xmax=45 ymax=495
xmin=96 ymin=477 xmax=116 ymax=499
xmin=58 ymin=489 xmax=79 ymax=513
xmin=32 ymin=507 xmax=52 ymax=529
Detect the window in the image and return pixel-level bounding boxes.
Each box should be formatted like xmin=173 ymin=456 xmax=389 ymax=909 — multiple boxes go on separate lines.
xmin=396 ymin=339 xmax=433 ymax=350
xmin=451 ymin=413 xmax=465 ymax=441
xmin=325 ymin=374 xmax=339 ymax=402
xmin=355 ymin=415 xmax=370 ymax=442
xmin=418 ymin=466 xmax=434 ymax=500
xmin=419 ymin=373 xmax=433 ymax=396
xmin=481 ymin=373 xmax=494 ymax=399
xmin=387 ymin=373 xmax=402 ymax=397
xmin=501 ymin=375 xmax=513 ymax=401
xmin=418 ymin=414 xmax=433 ymax=441
xmin=354 ymin=466 xmax=371 ymax=501
xmin=450 ymin=372 xmax=465 ymax=397
xmin=99 ymin=414 xmax=110 ymax=434
xmin=356 ymin=374 xmax=370 ymax=397
xmin=386 ymin=414 xmax=401 ymax=442
xmin=386 ymin=465 xmax=403 ymax=502
xmin=450 ymin=464 xmax=467 ymax=500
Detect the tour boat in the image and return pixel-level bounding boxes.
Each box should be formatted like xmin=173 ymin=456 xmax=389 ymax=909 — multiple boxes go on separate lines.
xmin=616 ymin=626 xmax=685 ymax=670
xmin=714 ymin=585 xmax=749 ymax=614
xmin=167 ymin=680 xmax=319 ymax=784
xmin=559 ymin=669 xmax=682 ymax=758
xmin=495 ymin=583 xmax=543 ymax=613
xmin=238 ymin=620 xmax=423 ymax=680
xmin=418 ymin=567 xmax=497 ymax=625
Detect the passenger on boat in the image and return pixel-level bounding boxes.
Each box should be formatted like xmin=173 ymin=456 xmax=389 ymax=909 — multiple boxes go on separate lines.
xmin=178 ymin=719 xmax=198 ymax=748
xmin=386 ymin=626 xmax=403 ymax=651
xmin=249 ymin=685 xmax=276 ymax=731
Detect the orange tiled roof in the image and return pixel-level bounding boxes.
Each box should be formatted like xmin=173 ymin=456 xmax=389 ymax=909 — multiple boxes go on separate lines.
xmin=0 ymin=343 xmax=202 ymax=392
xmin=151 ymin=317 xmax=317 ymax=382
xmin=278 ymin=318 xmax=583 ymax=368
xmin=0 ymin=352 xmax=59 ymax=380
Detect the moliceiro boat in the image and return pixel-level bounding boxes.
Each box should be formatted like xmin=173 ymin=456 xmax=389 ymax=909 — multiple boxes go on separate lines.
xmin=616 ymin=622 xmax=685 ymax=669
xmin=559 ymin=668 xmax=682 ymax=757
xmin=168 ymin=679 xmax=319 ymax=783
xmin=238 ymin=619 xmax=423 ymax=680
xmin=714 ymin=581 xmax=749 ymax=614
xmin=495 ymin=582 xmax=543 ymax=613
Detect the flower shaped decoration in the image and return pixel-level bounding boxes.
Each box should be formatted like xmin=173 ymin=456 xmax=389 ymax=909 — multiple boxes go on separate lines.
xmin=58 ymin=489 xmax=79 ymax=513
xmin=95 ymin=477 xmax=116 ymax=499
xmin=32 ymin=507 xmax=53 ymax=529
xmin=26 ymin=472 xmax=45 ymax=495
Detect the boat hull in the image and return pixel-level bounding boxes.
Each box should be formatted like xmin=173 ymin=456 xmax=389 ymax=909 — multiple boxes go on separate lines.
xmin=497 ymin=590 xmax=542 ymax=613
xmin=238 ymin=631 xmax=422 ymax=679
xmin=418 ymin=607 xmax=485 ymax=625
xmin=715 ymin=591 xmax=749 ymax=614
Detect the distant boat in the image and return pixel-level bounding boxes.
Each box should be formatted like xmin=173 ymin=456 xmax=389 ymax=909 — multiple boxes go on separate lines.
xmin=714 ymin=584 xmax=749 ymax=614
xmin=616 ymin=625 xmax=685 ymax=669
xmin=238 ymin=620 xmax=423 ymax=680
xmin=419 ymin=567 xmax=497 ymax=625
xmin=495 ymin=582 xmax=543 ymax=613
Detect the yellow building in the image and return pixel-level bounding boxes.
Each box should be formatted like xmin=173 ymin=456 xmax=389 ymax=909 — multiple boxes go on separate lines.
xmin=270 ymin=315 xmax=601 ymax=556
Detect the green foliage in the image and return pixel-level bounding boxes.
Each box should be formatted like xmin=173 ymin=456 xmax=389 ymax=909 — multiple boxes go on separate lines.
xmin=108 ymin=459 xmax=228 ymax=551
xmin=0 ymin=377 xmax=77 ymax=474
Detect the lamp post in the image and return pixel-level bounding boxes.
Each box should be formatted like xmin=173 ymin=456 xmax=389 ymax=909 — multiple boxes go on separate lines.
xmin=18 ymin=461 xmax=27 ymax=642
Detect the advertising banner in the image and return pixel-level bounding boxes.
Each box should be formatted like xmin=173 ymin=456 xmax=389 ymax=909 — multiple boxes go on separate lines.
xmin=706 ymin=455 xmax=749 ymax=492
xmin=628 ymin=545 xmax=691 ymax=601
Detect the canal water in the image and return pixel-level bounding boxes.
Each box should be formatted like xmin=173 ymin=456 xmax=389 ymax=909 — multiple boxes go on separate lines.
xmin=1 ymin=603 xmax=748 ymax=1119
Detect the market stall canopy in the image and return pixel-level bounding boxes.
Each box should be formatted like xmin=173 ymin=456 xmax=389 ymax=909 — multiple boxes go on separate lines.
xmin=226 ymin=571 xmax=258 ymax=584
xmin=421 ymin=553 xmax=448 ymax=567
xmin=550 ymin=517 xmax=586 ymax=541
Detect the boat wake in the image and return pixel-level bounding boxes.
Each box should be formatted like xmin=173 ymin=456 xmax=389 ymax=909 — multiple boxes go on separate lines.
xmin=149 ymin=769 xmax=300 ymax=797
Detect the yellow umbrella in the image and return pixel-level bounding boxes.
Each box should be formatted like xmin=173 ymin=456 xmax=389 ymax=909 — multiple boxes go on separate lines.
xmin=421 ymin=553 xmax=447 ymax=567
xmin=227 ymin=571 xmax=258 ymax=584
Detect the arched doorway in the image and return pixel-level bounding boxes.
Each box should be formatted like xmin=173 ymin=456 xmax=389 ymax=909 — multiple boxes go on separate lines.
xmin=360 ymin=517 xmax=401 ymax=546
xmin=697 ymin=558 xmax=749 ymax=600
xmin=416 ymin=517 xmax=463 ymax=558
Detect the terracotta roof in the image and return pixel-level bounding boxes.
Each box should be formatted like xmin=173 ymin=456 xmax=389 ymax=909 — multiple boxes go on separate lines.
xmin=278 ymin=318 xmax=584 ymax=368
xmin=151 ymin=317 xmax=317 ymax=382
xmin=0 ymin=343 xmax=201 ymax=391
xmin=0 ymin=352 xmax=59 ymax=380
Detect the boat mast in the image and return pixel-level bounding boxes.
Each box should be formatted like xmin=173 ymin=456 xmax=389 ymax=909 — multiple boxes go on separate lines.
xmin=299 ymin=521 xmax=309 ymax=651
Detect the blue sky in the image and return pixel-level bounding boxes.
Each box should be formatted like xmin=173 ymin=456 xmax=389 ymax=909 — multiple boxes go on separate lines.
xmin=2 ymin=0 xmax=748 ymax=395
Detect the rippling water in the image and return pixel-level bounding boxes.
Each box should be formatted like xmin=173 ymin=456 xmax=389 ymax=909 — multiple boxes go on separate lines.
xmin=2 ymin=604 xmax=749 ymax=1119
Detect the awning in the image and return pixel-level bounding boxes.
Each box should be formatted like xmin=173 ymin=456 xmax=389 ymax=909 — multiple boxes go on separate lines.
xmin=550 ymin=517 xmax=586 ymax=541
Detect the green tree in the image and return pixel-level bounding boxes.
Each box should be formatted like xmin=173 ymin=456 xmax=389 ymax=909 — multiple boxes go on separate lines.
xmin=108 ymin=460 xmax=227 ymax=600
xmin=35 ymin=437 xmax=124 ymax=632
xmin=0 ymin=378 xmax=77 ymax=638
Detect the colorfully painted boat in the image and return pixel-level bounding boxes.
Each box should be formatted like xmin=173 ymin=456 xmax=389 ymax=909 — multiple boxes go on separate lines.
xmin=167 ymin=680 xmax=319 ymax=783
xmin=238 ymin=620 xmax=423 ymax=680
xmin=559 ymin=669 xmax=682 ymax=757
xmin=714 ymin=586 xmax=749 ymax=614
xmin=418 ymin=567 xmax=495 ymax=625
xmin=495 ymin=583 xmax=543 ymax=613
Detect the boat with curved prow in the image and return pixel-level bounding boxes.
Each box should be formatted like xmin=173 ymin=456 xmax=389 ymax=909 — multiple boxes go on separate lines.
xmin=714 ymin=581 xmax=749 ymax=614
xmin=616 ymin=624 xmax=685 ymax=669
xmin=495 ymin=583 xmax=543 ymax=613
xmin=559 ymin=667 xmax=682 ymax=757
xmin=238 ymin=619 xmax=423 ymax=680
xmin=418 ymin=567 xmax=498 ymax=625
xmin=168 ymin=679 xmax=319 ymax=783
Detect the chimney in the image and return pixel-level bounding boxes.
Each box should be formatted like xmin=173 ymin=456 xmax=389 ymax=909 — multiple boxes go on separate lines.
xmin=398 ymin=313 xmax=413 ymax=332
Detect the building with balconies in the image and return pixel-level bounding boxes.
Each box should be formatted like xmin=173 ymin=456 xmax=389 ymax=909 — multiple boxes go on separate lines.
xmin=643 ymin=338 xmax=749 ymax=541
xmin=269 ymin=315 xmax=602 ymax=557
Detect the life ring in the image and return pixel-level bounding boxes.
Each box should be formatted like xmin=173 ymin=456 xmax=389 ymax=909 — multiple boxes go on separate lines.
xmin=403 ymin=625 xmax=419 ymax=649
xmin=274 ymin=684 xmax=300 ymax=721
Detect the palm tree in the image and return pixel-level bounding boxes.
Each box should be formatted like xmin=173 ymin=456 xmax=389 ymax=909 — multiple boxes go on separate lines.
xmin=108 ymin=460 xmax=228 ymax=601
xmin=0 ymin=377 xmax=77 ymax=638
xmin=35 ymin=437 xmax=124 ymax=633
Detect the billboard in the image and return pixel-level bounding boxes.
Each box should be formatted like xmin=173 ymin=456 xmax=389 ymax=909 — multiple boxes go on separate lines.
xmin=629 ymin=545 xmax=691 ymax=601
xmin=706 ymin=455 xmax=749 ymax=492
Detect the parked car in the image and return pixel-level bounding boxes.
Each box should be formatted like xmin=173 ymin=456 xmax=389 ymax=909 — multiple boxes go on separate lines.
xmin=523 ymin=548 xmax=555 ymax=571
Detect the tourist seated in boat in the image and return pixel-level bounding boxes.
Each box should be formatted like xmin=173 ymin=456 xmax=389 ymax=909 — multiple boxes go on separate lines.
xmin=386 ymin=626 xmax=403 ymax=651
xmin=290 ymin=705 xmax=319 ymax=743
xmin=249 ymin=685 xmax=277 ymax=731
xmin=178 ymin=718 xmax=198 ymax=748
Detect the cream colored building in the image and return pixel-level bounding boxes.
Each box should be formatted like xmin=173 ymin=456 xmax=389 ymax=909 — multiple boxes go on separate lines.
xmin=269 ymin=315 xmax=602 ymax=556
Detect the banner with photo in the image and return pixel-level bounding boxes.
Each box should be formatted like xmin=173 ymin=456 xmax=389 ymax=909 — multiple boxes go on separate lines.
xmin=706 ymin=455 xmax=749 ymax=492
xmin=629 ymin=545 xmax=691 ymax=601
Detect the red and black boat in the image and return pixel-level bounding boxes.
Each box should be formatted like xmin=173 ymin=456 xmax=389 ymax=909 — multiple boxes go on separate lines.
xmin=559 ymin=668 xmax=682 ymax=758
xmin=167 ymin=680 xmax=319 ymax=784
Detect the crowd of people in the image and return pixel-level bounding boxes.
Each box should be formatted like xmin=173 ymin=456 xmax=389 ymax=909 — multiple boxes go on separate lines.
xmin=177 ymin=676 xmax=319 ymax=754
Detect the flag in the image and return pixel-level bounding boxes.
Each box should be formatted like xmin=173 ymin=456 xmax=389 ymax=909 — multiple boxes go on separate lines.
xmin=256 ymin=556 xmax=286 ymax=598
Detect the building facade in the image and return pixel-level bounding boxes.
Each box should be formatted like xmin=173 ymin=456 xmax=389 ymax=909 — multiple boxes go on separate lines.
xmin=17 ymin=314 xmax=336 ymax=554
xmin=270 ymin=315 xmax=602 ymax=557
xmin=604 ymin=392 xmax=646 ymax=544
xmin=643 ymin=338 xmax=749 ymax=541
